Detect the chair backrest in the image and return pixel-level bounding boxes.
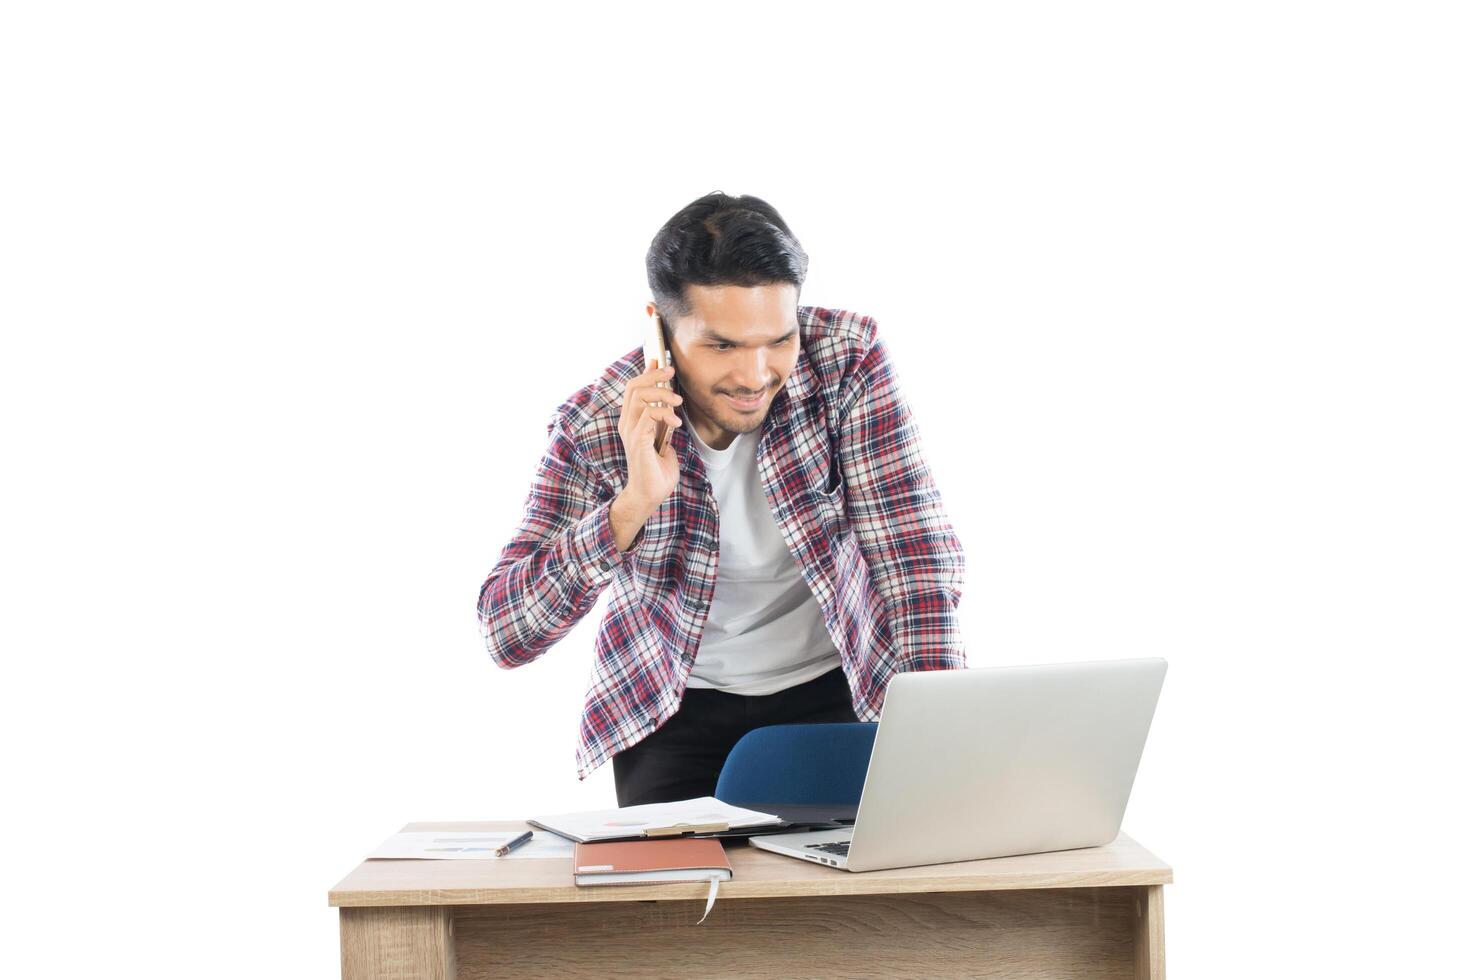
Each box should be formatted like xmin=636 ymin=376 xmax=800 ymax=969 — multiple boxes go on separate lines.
xmin=714 ymin=722 xmax=879 ymax=806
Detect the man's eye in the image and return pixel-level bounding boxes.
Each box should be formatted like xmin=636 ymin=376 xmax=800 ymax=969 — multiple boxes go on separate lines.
xmin=713 ymin=343 xmax=734 ymax=351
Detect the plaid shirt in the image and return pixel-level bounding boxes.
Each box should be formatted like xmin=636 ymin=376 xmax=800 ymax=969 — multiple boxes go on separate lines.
xmin=478 ymin=305 xmax=966 ymax=779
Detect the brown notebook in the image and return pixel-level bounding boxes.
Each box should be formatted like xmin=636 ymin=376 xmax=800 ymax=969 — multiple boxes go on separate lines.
xmin=573 ymin=838 xmax=732 ymax=886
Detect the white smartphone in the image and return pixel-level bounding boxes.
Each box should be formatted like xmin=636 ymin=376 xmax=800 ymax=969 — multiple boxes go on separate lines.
xmin=642 ymin=311 xmax=674 ymax=453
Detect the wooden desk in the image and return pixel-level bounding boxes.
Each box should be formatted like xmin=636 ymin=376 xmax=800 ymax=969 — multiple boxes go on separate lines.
xmin=329 ymin=821 xmax=1171 ymax=979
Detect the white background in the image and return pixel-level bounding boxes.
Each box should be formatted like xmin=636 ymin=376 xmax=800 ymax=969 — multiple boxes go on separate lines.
xmin=3 ymin=2 xmax=1465 ymax=976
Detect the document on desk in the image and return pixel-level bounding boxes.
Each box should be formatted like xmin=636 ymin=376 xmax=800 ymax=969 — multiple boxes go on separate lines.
xmin=367 ymin=830 xmax=575 ymax=860
xmin=529 ymin=796 xmax=782 ymax=843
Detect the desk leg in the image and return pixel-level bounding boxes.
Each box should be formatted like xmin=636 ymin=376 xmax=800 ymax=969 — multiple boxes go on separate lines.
xmin=340 ymin=906 xmax=455 ymax=980
xmin=1134 ymin=885 xmax=1166 ymax=980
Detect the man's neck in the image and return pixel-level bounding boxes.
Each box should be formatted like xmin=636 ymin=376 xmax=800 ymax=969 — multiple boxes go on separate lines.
xmin=684 ymin=404 xmax=738 ymax=451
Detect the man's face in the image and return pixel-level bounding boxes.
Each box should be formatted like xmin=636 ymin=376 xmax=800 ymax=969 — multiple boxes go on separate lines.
xmin=651 ymin=282 xmax=800 ymax=451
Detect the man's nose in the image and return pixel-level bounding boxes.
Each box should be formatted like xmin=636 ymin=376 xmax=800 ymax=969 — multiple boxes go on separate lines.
xmin=730 ymin=349 xmax=771 ymax=391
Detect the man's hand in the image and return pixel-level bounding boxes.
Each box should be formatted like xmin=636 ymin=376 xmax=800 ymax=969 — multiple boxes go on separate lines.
xmin=611 ymin=363 xmax=682 ymax=551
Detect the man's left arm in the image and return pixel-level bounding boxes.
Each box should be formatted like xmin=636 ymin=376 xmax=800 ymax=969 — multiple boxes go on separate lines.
xmin=836 ymin=329 xmax=967 ymax=671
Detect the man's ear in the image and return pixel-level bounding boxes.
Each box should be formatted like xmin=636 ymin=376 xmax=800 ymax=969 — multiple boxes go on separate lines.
xmin=649 ymin=303 xmax=677 ymax=344
xmin=646 ymin=302 xmax=670 ymax=339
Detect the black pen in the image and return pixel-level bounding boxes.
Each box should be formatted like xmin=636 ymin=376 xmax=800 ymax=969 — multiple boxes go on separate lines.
xmin=495 ymin=830 xmax=533 ymax=857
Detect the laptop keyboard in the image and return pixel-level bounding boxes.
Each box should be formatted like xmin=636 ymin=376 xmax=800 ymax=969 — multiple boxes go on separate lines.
xmin=804 ymin=841 xmax=851 ymax=857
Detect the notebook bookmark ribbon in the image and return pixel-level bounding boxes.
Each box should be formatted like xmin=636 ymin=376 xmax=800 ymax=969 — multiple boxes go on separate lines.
xmin=696 ymin=874 xmax=720 ymax=925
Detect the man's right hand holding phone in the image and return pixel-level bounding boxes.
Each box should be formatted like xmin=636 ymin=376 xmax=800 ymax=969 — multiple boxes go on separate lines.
xmin=611 ymin=362 xmax=681 ymax=552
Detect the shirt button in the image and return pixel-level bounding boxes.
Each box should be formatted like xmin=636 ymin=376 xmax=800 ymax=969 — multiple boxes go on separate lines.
xmin=694 ymin=600 xmax=709 ymax=610
xmin=598 ymin=559 xmax=614 ymax=571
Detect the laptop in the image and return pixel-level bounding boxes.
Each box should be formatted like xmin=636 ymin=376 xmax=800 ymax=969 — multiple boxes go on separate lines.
xmin=748 ymin=658 xmax=1167 ymax=872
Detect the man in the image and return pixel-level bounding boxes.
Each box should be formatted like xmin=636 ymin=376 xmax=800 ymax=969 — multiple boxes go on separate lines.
xmin=478 ymin=192 xmax=965 ymax=805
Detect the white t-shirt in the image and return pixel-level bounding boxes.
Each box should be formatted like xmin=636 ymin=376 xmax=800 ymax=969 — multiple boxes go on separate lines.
xmin=683 ymin=421 xmax=843 ymax=695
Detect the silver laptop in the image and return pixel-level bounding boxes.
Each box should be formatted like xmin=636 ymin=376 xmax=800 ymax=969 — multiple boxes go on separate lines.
xmin=749 ymin=658 xmax=1166 ymax=872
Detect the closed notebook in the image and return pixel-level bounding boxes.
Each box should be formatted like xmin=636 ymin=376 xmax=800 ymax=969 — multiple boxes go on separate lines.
xmin=573 ymin=838 xmax=732 ymax=886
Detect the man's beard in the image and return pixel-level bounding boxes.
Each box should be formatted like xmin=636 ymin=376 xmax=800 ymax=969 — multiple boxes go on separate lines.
xmin=717 ymin=409 xmax=767 ymax=435
xmin=690 ymin=387 xmax=773 ymax=438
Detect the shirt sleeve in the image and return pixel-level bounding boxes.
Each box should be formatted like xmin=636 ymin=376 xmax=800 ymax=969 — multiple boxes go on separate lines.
xmin=477 ymin=422 xmax=634 ymax=668
xmin=836 ymin=331 xmax=967 ymax=673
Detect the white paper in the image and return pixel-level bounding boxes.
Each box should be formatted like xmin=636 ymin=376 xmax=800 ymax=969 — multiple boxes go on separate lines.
xmin=367 ymin=830 xmax=575 ymax=860
xmin=529 ymin=796 xmax=781 ymax=843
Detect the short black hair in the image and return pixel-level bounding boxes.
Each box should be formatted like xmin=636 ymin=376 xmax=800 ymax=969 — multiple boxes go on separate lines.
xmin=645 ymin=191 xmax=809 ymax=321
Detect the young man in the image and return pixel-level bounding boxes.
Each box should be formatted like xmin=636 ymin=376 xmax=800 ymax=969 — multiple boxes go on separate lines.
xmin=478 ymin=192 xmax=966 ymax=805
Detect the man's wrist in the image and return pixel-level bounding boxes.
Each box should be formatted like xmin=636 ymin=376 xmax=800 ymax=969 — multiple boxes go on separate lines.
xmin=610 ymin=490 xmax=656 ymax=552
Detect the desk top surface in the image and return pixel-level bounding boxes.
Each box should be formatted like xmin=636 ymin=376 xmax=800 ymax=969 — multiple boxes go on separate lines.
xmin=328 ymin=821 xmax=1172 ymax=908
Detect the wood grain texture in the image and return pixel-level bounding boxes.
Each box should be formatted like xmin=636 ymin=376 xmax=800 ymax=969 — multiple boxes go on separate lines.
xmin=340 ymin=906 xmax=455 ymax=980
xmin=329 ymin=822 xmax=1172 ymax=908
xmin=1134 ymin=884 xmax=1166 ymax=980
xmin=452 ymin=887 xmax=1140 ymax=979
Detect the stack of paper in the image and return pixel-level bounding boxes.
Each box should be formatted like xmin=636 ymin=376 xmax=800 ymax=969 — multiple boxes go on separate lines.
xmin=366 ymin=830 xmax=574 ymax=860
xmin=529 ymin=796 xmax=782 ymax=843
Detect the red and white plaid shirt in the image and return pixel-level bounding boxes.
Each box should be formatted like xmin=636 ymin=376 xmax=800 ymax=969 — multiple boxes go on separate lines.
xmin=478 ymin=305 xmax=966 ymax=779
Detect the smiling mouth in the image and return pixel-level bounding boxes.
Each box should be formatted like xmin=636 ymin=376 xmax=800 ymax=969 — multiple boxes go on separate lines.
xmin=721 ymin=390 xmax=767 ymax=411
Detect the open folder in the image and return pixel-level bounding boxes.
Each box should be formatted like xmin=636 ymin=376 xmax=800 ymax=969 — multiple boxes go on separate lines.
xmin=528 ymin=797 xmax=783 ymax=844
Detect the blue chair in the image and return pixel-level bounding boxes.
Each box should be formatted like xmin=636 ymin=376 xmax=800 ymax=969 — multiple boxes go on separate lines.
xmin=714 ymin=723 xmax=879 ymax=806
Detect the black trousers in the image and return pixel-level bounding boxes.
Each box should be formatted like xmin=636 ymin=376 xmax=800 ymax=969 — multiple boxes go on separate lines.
xmin=612 ymin=666 xmax=860 ymax=807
